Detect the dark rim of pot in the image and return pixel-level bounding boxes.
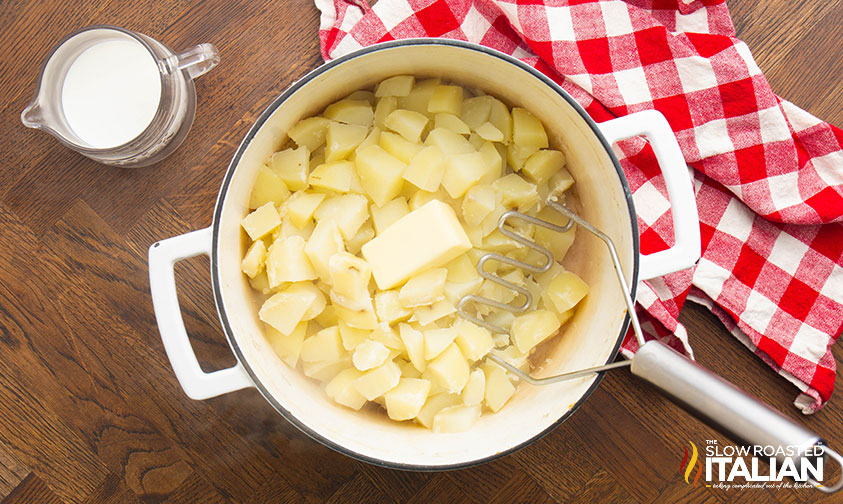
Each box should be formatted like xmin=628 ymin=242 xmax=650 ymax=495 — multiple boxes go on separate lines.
xmin=210 ymin=38 xmax=640 ymax=472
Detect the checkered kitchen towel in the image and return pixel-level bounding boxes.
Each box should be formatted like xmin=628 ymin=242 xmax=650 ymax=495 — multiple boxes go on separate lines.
xmin=315 ymin=0 xmax=843 ymax=413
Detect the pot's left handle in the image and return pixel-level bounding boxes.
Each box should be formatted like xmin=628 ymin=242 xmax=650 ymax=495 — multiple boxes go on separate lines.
xmin=597 ymin=110 xmax=701 ymax=280
xmin=148 ymin=227 xmax=254 ymax=400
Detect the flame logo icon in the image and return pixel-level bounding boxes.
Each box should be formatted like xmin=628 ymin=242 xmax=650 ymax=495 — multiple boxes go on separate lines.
xmin=679 ymin=441 xmax=703 ymax=486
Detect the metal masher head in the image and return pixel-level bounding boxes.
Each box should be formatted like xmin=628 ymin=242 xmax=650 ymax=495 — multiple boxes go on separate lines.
xmin=456 ymin=195 xmax=646 ymax=384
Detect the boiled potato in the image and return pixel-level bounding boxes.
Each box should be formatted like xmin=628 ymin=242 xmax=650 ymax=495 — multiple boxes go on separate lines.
xmin=242 ymin=75 xmax=587 ymax=431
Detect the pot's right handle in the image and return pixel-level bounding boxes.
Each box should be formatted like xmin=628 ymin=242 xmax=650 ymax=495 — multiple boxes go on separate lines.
xmin=597 ymin=110 xmax=701 ymax=280
xmin=632 ymin=340 xmax=843 ymax=493
xmin=148 ymin=227 xmax=254 ymax=400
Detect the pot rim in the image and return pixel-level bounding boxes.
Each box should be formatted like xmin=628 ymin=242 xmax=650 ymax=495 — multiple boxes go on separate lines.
xmin=210 ymin=38 xmax=640 ymax=471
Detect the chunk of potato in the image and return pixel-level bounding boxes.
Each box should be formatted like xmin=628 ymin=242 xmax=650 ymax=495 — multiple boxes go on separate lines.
xmin=308 ymin=161 xmax=354 ymax=193
xmin=323 ymin=99 xmax=374 ymax=127
xmin=301 ymin=325 xmax=344 ymax=363
xmin=545 ymin=270 xmax=589 ymax=313
xmin=241 ymin=239 xmax=266 ymax=278
xmin=511 ymin=309 xmax=561 ymax=354
xmin=338 ymin=320 xmax=370 ymax=351
xmin=488 ymin=98 xmax=512 ymax=144
xmin=266 ymin=321 xmax=307 ymax=367
xmin=325 ymin=122 xmax=368 ymax=162
xmin=424 ymin=327 xmax=458 ymax=361
xmin=378 ymin=130 xmax=424 ymax=164
xmin=454 ymin=318 xmax=494 ymax=362
xmin=427 ymin=343 xmax=470 ymax=393
xmin=403 ymin=145 xmax=446 ymax=192
xmin=303 ymin=355 xmax=352 ymax=383
xmin=522 ymin=149 xmax=565 ymax=185
xmin=416 ymin=393 xmax=462 ymax=428
xmin=434 ymin=113 xmax=470 ymax=135
xmin=334 ymin=302 xmax=379 ymax=330
xmin=304 ymin=220 xmax=345 ymax=283
xmin=344 ymin=220 xmax=374 ymax=255
xmin=249 ymin=165 xmax=290 ymax=209
xmin=398 ymin=323 xmax=426 ymax=373
xmin=266 ymin=235 xmax=317 ymax=286
xmin=355 ymin=144 xmax=407 ymax=207
xmin=313 ymin=193 xmax=369 ymax=240
xmin=353 ymin=360 xmax=401 ymax=400
xmin=425 ymin=127 xmax=474 ymax=155
xmin=462 ymin=368 xmax=486 ymax=406
xmin=493 ymin=173 xmax=539 ymax=212
xmin=512 ymin=107 xmax=548 ymax=151
xmin=270 ymin=145 xmax=310 ymax=191
xmin=548 ymin=167 xmax=575 ymax=195
xmin=325 ymin=368 xmax=368 ymax=410
xmin=374 ymin=96 xmax=398 ymax=129
xmin=461 ymin=184 xmax=496 ymax=228
xmin=300 ymin=283 xmax=327 ymax=321
xmin=329 ymin=251 xmax=372 ymax=311
xmin=384 ymin=109 xmax=429 ymax=143
xmin=409 ymin=299 xmax=456 ymax=326
xmin=428 ymin=85 xmax=463 ymax=116
xmin=375 ymin=75 xmax=415 ymax=97
xmin=285 ymin=191 xmax=326 ymax=229
xmin=398 ymin=78 xmax=440 ymax=116
xmin=533 ymin=206 xmax=575 ymax=260
xmin=399 ymin=268 xmax=447 ymax=308
xmin=482 ymin=362 xmax=516 ymax=412
xmin=475 ymin=122 xmax=504 ymax=142
xmin=346 ymin=90 xmax=376 ymax=105
xmin=432 ymin=404 xmax=480 ymax=433
xmin=385 ymin=378 xmax=431 ymax=421
xmin=461 ymin=96 xmax=492 ymax=130
xmin=259 ymin=283 xmax=320 ymax=335
xmin=374 ymin=289 xmax=412 ymax=325
xmin=352 ymin=339 xmax=390 ymax=371
xmin=242 ymin=202 xmax=281 ymax=241
xmin=371 ymin=197 xmax=409 ymax=235
xmin=442 ymin=151 xmax=492 ymax=199
xmin=288 ymin=116 xmax=331 ymax=152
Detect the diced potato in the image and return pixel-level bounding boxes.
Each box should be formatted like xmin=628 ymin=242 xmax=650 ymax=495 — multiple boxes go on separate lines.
xmin=403 ymin=145 xmax=446 ymax=192
xmin=378 ymin=131 xmax=424 ymax=164
xmin=477 ymin=142 xmax=503 ymax=185
xmin=434 ymin=113 xmax=470 ymax=135
xmin=442 ymin=151 xmax=492 ymax=199
xmin=249 ymin=165 xmax=290 ymax=209
xmin=325 ymin=368 xmax=368 ymax=410
xmin=407 ymin=187 xmax=451 ymax=211
xmin=384 ymin=109 xmax=429 ymax=143
xmin=352 ymin=339 xmax=390 ymax=371
xmin=324 ymin=99 xmax=374 ymax=127
xmin=511 ymin=309 xmax=561 ymax=354
xmin=355 ymin=144 xmax=407 ymax=207
xmin=266 ymin=235 xmax=317 ymax=286
xmin=371 ymin=197 xmax=409 ymax=235
xmin=309 ymin=161 xmax=354 ymax=193
xmin=475 ymin=122 xmax=504 ymax=142
xmin=325 ymin=122 xmax=368 ymax=162
xmin=398 ymin=78 xmax=440 ymax=116
xmin=506 ymin=143 xmax=533 ymax=172
xmin=468 ymin=132 xmax=485 ymax=150
xmin=334 ymin=302 xmax=379 ymax=330
xmin=344 ymin=221 xmax=374 ymax=255
xmin=461 ymin=184 xmax=496 ymax=227
xmin=522 ymin=149 xmax=565 ymax=185
xmin=454 ymin=318 xmax=494 ymax=362
xmin=512 ymin=107 xmax=548 ymax=152
xmin=301 ymin=325 xmax=344 ymax=363
xmin=303 ymin=355 xmax=351 ymax=383
xmin=461 ymin=96 xmax=492 ymax=130
xmin=462 ymin=368 xmax=486 ymax=406
xmin=385 ymin=378 xmax=431 ymax=421
xmin=427 ymin=343 xmax=470 ymax=393
xmin=338 ymin=320 xmax=370 ymax=351
xmin=482 ymin=362 xmax=515 ymax=412
xmin=285 ymin=191 xmax=326 ymax=229
xmin=277 ymin=217 xmax=315 ymax=241
xmin=488 ymin=98 xmax=512 ymax=144
xmin=416 ymin=393 xmax=462 ymax=428
xmin=548 ymin=167 xmax=575 ymax=195
xmin=314 ymin=194 xmax=369 ymax=240
xmin=410 ymin=300 xmax=456 ymax=326
xmin=423 ymin=327 xmax=458 ymax=360
xmin=428 ymin=85 xmax=463 ymax=116
xmin=241 ymin=239 xmax=266 ymax=278
xmin=486 ymin=311 xmax=515 ymax=337
xmin=374 ymin=290 xmax=412 ymax=325
xmin=493 ymin=173 xmax=539 ymax=211
xmin=270 ymin=146 xmax=310 ymax=191
xmin=443 ymin=278 xmax=483 ymax=305
xmin=266 ymin=321 xmax=307 ymax=367
xmin=315 ymin=303 xmax=338 ymax=328
xmin=425 ymin=128 xmax=474 ymax=155
xmin=346 ymin=90 xmax=375 ymax=105
xmin=299 ymin=283 xmax=327 ymax=321
xmin=444 ymin=255 xmax=479 ymax=283
xmin=533 ymin=206 xmax=575 ymax=260
xmin=375 ymin=75 xmax=415 ymax=97
xmin=397 ymin=358 xmax=422 ymax=379
xmin=329 ymin=251 xmax=372 ymax=311
xmin=399 ymin=268 xmax=447 ymax=308
xmin=304 ymin=220 xmax=345 ymax=283
xmin=374 ymin=97 xmax=398 ymax=130
xmin=352 ymin=127 xmax=382 ymax=162
xmin=370 ymin=324 xmax=405 ymax=351
xmin=432 ymin=404 xmax=480 ymax=433
xmin=288 ymin=116 xmax=331 ymax=152
xmin=249 ymin=270 xmax=270 ymax=294
xmin=242 ymin=202 xmax=281 ymax=241
xmin=545 ymin=270 xmax=589 ymax=313
xmin=353 ymin=360 xmax=401 ymax=400
xmin=259 ymin=283 xmax=320 ymax=335
xmin=398 ymin=323 xmax=426 ymax=372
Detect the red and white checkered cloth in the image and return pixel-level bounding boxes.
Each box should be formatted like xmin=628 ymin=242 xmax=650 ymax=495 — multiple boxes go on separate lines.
xmin=315 ymin=0 xmax=843 ymax=413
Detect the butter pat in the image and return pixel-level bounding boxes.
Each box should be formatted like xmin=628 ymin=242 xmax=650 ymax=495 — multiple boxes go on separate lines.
xmin=362 ymin=200 xmax=471 ymax=290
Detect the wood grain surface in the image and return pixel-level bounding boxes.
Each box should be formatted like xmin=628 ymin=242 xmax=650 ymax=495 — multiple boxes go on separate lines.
xmin=1 ymin=1 xmax=841 ymax=502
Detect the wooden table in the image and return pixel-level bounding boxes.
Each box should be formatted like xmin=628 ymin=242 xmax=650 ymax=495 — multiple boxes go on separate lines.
xmin=1 ymin=1 xmax=841 ymax=502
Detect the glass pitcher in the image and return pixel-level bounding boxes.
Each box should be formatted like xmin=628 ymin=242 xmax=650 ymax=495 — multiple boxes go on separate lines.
xmin=21 ymin=25 xmax=219 ymax=167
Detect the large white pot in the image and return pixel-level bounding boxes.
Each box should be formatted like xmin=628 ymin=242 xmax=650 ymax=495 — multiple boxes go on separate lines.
xmin=148 ymin=40 xmax=699 ymax=469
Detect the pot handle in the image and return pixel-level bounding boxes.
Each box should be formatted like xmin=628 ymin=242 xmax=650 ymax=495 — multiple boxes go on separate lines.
xmin=597 ymin=110 xmax=701 ymax=280
xmin=148 ymin=227 xmax=254 ymax=400
xmin=631 ymin=340 xmax=843 ymax=493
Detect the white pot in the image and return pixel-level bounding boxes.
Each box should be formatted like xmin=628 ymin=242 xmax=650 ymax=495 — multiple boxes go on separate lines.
xmin=148 ymin=40 xmax=699 ymax=469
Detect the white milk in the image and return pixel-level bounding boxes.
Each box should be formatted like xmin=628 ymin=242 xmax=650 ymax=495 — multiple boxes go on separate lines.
xmin=61 ymin=38 xmax=162 ymax=149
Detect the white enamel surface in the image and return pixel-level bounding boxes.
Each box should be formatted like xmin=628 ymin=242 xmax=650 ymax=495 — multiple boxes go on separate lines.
xmin=214 ymin=43 xmax=638 ymax=467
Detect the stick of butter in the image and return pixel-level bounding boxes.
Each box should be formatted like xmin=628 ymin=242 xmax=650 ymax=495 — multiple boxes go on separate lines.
xmin=362 ymin=200 xmax=472 ymax=290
